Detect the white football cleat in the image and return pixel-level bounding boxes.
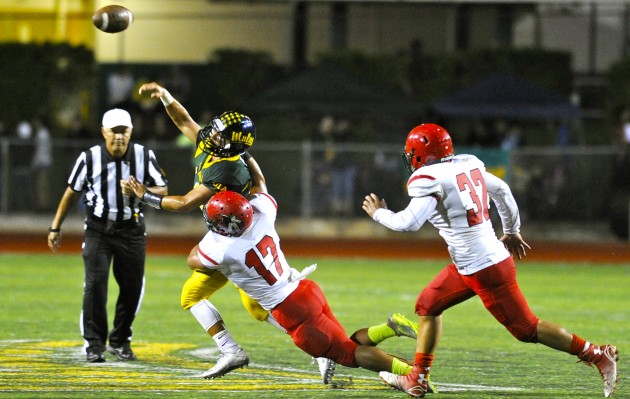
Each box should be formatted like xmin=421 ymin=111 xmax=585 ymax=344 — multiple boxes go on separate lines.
xmin=312 ymin=357 xmax=336 ymax=384
xmin=202 ymin=349 xmax=249 ymax=379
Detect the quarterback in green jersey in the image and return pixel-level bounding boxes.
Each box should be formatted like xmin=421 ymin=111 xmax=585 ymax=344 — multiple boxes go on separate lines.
xmin=124 ymin=82 xmax=272 ymax=380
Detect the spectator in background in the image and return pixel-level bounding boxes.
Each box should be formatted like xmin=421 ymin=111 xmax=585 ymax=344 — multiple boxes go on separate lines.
xmin=31 ymin=115 xmax=53 ymax=212
xmin=107 ymin=65 xmax=135 ymax=107
xmin=610 ymin=109 xmax=630 ymax=239
xmin=165 ymin=65 xmax=191 ymax=104
xmin=315 ymin=114 xmax=358 ymax=216
xmin=500 ymin=122 xmax=523 ymax=151
xmin=329 ymin=117 xmax=357 ymax=216
xmin=12 ymin=120 xmax=34 ymax=211
xmin=67 ymin=117 xmax=92 ymax=141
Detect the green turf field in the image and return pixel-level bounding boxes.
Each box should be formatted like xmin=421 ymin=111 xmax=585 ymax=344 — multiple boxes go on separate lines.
xmin=0 ymin=253 xmax=627 ymax=398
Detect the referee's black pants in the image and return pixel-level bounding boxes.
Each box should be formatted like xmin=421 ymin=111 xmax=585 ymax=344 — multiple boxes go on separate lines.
xmin=81 ymin=220 xmax=146 ymax=351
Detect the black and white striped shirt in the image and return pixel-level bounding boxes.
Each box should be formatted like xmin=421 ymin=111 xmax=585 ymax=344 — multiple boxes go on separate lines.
xmin=67 ymin=143 xmax=167 ymax=222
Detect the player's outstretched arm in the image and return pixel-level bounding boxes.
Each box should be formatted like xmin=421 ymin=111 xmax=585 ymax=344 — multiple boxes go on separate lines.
xmin=123 ymin=176 xmax=213 ymax=212
xmin=138 ymin=82 xmax=200 ymax=143
xmin=187 ymin=244 xmax=205 ymax=271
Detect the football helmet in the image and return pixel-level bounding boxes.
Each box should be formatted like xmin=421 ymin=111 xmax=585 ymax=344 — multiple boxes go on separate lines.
xmin=203 ymin=191 xmax=253 ymax=237
xmin=198 ymin=111 xmax=256 ymax=157
xmin=402 ymin=123 xmax=453 ymax=174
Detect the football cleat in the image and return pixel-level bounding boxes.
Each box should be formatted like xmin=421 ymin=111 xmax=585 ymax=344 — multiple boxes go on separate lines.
xmin=387 ymin=313 xmax=419 ymax=339
xmin=106 ymin=345 xmax=137 ymax=361
xmin=579 ymin=344 xmax=618 ymax=398
xmin=312 ymin=357 xmax=336 ymax=384
xmin=203 ymin=349 xmax=249 ymax=379
xmin=380 ymin=369 xmax=429 ymax=398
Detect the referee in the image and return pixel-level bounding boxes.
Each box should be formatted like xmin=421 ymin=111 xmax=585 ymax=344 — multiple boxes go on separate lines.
xmin=48 ymin=108 xmax=168 ymax=363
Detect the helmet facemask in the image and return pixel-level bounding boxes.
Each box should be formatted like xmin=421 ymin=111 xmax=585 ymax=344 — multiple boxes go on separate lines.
xmin=402 ymin=149 xmax=416 ymax=176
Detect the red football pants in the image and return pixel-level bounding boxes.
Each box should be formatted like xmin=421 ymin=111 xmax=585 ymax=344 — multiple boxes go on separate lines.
xmin=271 ymin=279 xmax=359 ymax=367
xmin=416 ymin=257 xmax=539 ymax=342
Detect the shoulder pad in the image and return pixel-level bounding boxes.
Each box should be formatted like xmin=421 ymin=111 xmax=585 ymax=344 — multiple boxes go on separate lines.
xmin=407 ymin=173 xmax=443 ymax=199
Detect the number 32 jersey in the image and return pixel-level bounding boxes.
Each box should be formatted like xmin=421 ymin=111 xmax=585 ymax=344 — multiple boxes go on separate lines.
xmin=197 ymin=193 xmax=299 ymax=310
xmin=373 ymin=154 xmax=520 ymax=275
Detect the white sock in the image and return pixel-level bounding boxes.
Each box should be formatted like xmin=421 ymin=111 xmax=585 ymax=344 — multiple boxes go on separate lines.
xmin=213 ymin=330 xmax=240 ymax=354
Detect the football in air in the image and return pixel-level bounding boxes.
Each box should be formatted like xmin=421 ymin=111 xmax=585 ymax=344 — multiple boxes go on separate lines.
xmin=92 ymin=5 xmax=133 ymax=33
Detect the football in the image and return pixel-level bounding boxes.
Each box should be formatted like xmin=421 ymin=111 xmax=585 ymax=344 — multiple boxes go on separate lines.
xmin=92 ymin=5 xmax=133 ymax=33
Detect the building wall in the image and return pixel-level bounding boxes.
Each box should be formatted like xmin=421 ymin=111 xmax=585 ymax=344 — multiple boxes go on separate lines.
xmin=1 ymin=0 xmax=628 ymax=73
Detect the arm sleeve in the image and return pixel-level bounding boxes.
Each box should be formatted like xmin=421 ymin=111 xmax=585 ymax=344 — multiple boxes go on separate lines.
xmin=372 ymin=195 xmax=437 ymax=232
xmin=197 ymin=238 xmax=224 ymax=269
xmin=485 ymin=172 xmax=520 ymax=234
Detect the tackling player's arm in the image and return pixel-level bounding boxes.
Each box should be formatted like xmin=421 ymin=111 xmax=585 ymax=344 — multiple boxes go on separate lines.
xmin=187 ymin=244 xmax=205 ymax=271
xmin=48 ymin=187 xmax=82 ymax=252
xmin=137 ymin=82 xmax=200 ymax=144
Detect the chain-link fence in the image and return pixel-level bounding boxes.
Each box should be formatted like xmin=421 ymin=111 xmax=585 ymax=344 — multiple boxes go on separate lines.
xmin=1 ymin=138 xmax=627 ymax=239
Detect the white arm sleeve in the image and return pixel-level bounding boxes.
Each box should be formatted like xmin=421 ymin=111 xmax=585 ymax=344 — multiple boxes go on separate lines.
xmin=372 ymin=196 xmax=437 ymax=232
xmin=485 ymin=172 xmax=521 ymax=234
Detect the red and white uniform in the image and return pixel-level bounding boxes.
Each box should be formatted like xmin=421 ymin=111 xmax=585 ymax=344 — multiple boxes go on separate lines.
xmin=197 ymin=192 xmax=297 ymax=311
xmin=373 ymin=154 xmax=539 ymax=342
xmin=197 ymin=193 xmax=359 ymax=366
xmin=374 ymin=154 xmax=519 ymax=275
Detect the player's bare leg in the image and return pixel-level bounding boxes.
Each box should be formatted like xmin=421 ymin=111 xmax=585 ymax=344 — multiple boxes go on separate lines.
xmin=537 ymin=319 xmax=618 ymax=397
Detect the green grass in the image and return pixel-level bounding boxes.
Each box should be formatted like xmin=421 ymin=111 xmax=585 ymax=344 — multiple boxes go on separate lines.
xmin=0 ymin=253 xmax=628 ymax=398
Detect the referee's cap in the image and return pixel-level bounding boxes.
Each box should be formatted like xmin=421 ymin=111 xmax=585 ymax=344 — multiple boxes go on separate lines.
xmin=102 ymin=108 xmax=133 ymax=128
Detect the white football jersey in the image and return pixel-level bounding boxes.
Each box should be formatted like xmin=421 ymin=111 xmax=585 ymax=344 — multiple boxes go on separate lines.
xmin=374 ymin=154 xmax=520 ymax=274
xmin=197 ymin=193 xmax=299 ymax=310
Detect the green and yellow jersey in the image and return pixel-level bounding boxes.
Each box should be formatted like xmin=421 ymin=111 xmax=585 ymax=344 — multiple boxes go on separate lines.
xmin=193 ymin=136 xmax=252 ymax=197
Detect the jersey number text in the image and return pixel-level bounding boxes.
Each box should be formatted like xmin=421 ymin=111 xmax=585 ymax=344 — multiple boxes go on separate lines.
xmin=456 ymin=168 xmax=490 ymax=226
xmin=244 ymin=235 xmax=284 ymax=285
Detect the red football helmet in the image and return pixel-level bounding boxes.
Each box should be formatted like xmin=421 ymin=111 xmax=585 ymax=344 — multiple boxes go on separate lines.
xmin=402 ymin=123 xmax=454 ymax=173
xmin=203 ymin=191 xmax=253 ymax=237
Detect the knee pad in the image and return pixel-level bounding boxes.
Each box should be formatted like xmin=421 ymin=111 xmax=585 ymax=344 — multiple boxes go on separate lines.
xmin=189 ymin=299 xmax=222 ymax=332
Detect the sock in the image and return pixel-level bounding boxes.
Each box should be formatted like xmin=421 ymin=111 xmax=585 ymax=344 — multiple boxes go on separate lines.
xmin=367 ymin=322 xmax=395 ymax=344
xmin=570 ymin=334 xmax=588 ymax=356
xmin=392 ymin=357 xmax=413 ymax=375
xmin=212 ymin=330 xmax=240 ymax=354
xmin=414 ymin=353 xmax=434 ymax=369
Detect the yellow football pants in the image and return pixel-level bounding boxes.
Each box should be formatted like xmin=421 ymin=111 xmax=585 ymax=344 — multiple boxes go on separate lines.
xmin=180 ymin=268 xmax=269 ymax=322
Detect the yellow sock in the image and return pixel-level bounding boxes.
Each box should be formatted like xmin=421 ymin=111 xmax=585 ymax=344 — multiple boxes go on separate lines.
xmin=391 ymin=357 xmax=413 ymax=375
xmin=367 ymin=323 xmax=395 ymax=344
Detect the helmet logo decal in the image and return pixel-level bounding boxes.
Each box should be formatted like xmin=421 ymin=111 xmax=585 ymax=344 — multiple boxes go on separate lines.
xmin=231 ymin=131 xmax=255 ymax=146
